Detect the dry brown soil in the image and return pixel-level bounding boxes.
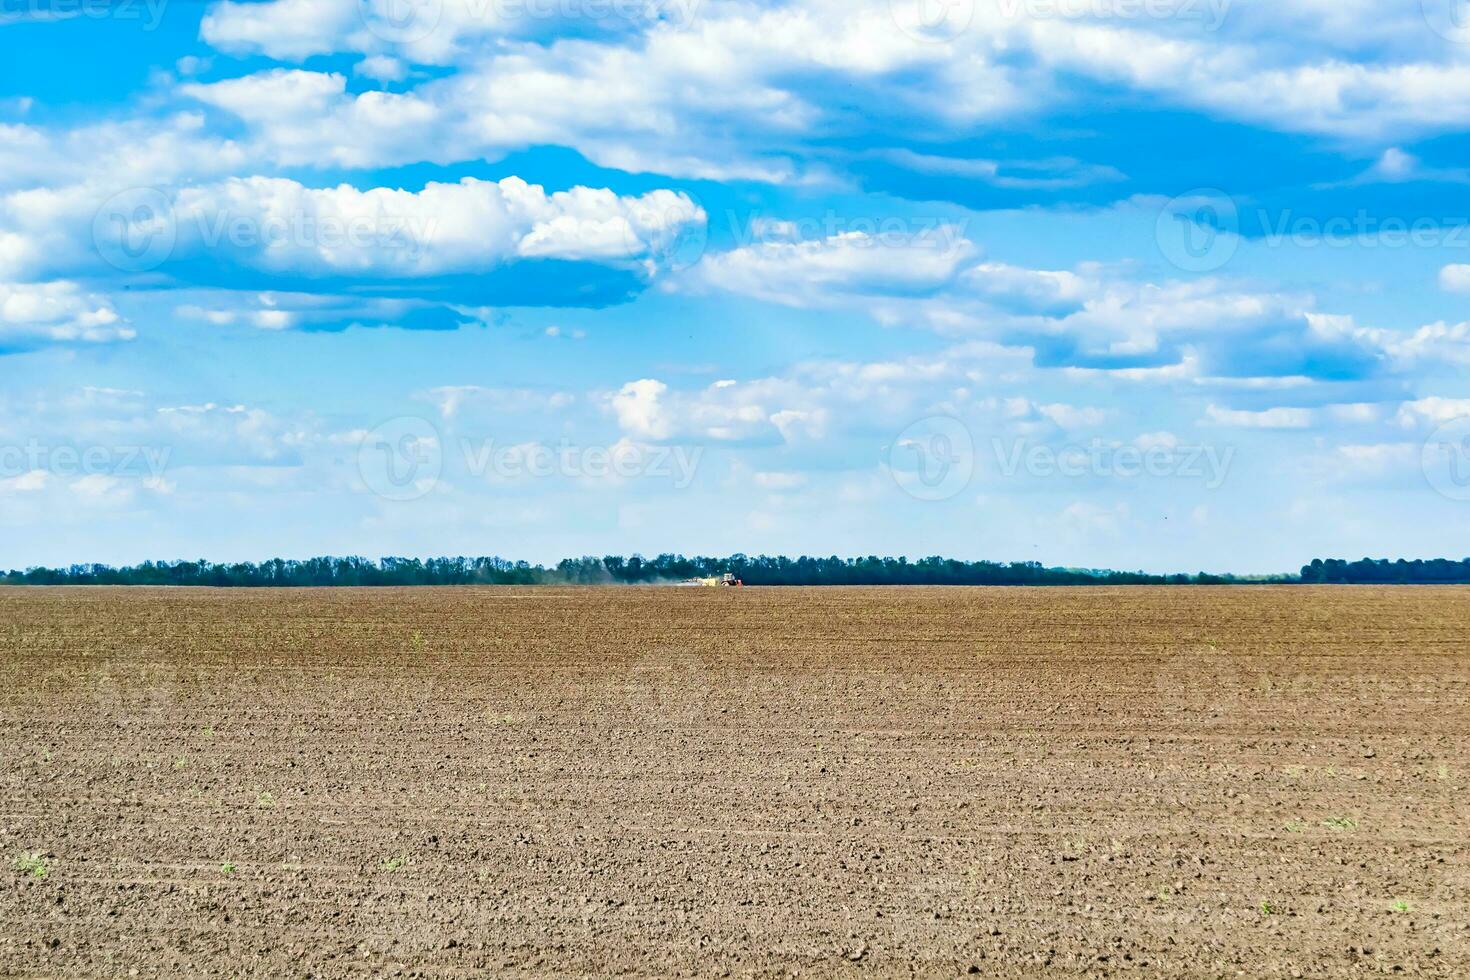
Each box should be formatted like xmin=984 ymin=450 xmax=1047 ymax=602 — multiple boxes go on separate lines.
xmin=1 ymin=586 xmax=1468 ymax=977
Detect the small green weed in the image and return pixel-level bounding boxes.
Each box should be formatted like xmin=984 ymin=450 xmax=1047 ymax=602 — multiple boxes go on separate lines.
xmin=14 ymin=853 xmax=47 ymax=879
xmin=380 ymin=855 xmax=406 ymax=872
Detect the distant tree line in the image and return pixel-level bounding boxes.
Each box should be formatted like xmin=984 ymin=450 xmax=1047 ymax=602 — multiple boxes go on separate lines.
xmin=1 ymin=554 xmax=1263 ymax=587
xmin=556 ymin=554 xmax=1251 ymax=586
xmin=0 ymin=556 xmax=550 ymax=588
xmin=2 ymin=554 xmax=1464 ymax=587
xmin=1299 ymin=557 xmax=1470 ymax=584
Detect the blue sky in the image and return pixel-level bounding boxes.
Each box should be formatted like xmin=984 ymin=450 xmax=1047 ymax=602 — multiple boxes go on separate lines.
xmin=4 ymin=0 xmax=1470 ymax=573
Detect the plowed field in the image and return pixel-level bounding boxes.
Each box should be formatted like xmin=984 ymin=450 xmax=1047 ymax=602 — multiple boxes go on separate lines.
xmin=2 ymin=586 xmax=1467 ymax=977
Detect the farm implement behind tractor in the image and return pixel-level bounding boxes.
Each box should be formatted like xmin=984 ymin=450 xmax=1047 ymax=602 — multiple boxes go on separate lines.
xmin=676 ymin=573 xmax=743 ymax=587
